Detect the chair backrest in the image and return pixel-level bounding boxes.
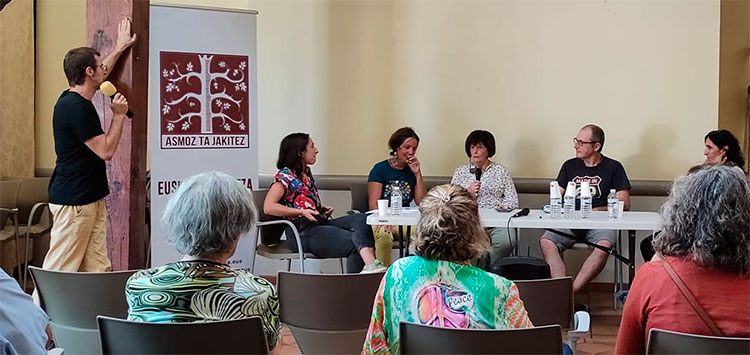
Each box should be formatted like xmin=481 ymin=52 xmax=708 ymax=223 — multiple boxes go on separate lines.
xmin=251 ymin=189 xmax=286 ymax=245
xmin=514 ymin=276 xmax=573 ymax=329
xmin=277 ymin=271 xmax=384 ymax=354
xmin=399 ymin=322 xmax=563 ymax=354
xmin=646 ymin=328 xmax=750 ymax=355
xmin=29 ymin=266 xmax=136 ymax=327
xmin=97 ymin=315 xmax=269 ymax=354
xmin=0 ymin=180 xmax=21 ymax=228
xmin=14 ymin=177 xmax=50 ymax=225
xmin=350 ymin=182 xmax=369 ymax=213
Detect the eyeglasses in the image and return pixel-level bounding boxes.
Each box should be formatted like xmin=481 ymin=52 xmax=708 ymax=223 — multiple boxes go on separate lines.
xmin=573 ymin=138 xmax=597 ymax=146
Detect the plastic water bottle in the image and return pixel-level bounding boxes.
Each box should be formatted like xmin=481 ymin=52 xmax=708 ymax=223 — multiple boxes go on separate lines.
xmin=580 ymin=181 xmax=592 ymax=219
xmin=563 ymin=182 xmax=576 ymax=219
xmin=391 ymin=186 xmax=402 ymax=216
xmin=549 ymin=181 xmax=562 ymax=219
xmin=607 ymin=189 xmax=618 ymax=219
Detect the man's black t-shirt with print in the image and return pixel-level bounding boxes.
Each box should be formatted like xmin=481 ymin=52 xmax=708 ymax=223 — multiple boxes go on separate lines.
xmin=555 ymin=155 xmax=631 ymax=209
xmin=48 ymin=90 xmax=109 ymax=206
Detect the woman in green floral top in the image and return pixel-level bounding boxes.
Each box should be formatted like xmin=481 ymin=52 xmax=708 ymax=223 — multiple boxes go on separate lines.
xmin=126 ymin=171 xmax=281 ymax=350
xmin=362 ymin=184 xmax=533 ymax=354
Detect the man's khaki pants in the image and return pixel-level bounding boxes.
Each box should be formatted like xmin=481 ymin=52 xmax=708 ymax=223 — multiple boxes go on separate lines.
xmin=42 ymin=200 xmax=111 ymax=272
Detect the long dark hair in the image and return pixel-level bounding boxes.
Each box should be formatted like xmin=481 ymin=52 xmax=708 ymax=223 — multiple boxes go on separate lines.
xmin=705 ymin=130 xmax=745 ymax=168
xmin=277 ymin=133 xmax=310 ymax=176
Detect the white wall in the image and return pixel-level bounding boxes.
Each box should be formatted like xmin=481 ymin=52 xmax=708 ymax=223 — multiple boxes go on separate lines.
xmin=254 ymin=0 xmax=719 ymax=180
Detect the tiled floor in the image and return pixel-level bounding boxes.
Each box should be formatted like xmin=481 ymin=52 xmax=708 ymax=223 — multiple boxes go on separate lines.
xmin=272 ymin=288 xmax=622 ymax=355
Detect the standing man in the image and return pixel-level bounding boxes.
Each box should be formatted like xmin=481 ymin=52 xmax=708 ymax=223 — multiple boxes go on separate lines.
xmin=539 ymin=124 xmax=631 ymax=298
xmin=42 ymin=19 xmax=136 ymax=273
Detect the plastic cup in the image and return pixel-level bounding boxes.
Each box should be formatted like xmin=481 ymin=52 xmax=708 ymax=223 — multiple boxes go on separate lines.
xmin=377 ymin=199 xmax=389 ymax=216
xmin=617 ymin=201 xmax=625 ymax=218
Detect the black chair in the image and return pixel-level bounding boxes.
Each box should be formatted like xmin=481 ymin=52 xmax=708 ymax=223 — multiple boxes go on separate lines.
xmin=29 ymin=266 xmax=137 ymax=354
xmin=97 ymin=315 xmax=268 ymax=354
xmin=646 ymin=328 xmax=750 ymax=355
xmin=278 ymin=271 xmax=384 ymax=354
xmin=399 ymin=322 xmax=563 ymax=354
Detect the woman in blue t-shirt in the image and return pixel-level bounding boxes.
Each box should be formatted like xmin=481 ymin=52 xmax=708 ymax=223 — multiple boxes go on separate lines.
xmin=367 ymin=127 xmax=427 ymax=265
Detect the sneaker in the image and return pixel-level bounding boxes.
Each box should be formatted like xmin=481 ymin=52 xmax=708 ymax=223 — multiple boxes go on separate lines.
xmin=361 ymin=260 xmax=387 ymax=273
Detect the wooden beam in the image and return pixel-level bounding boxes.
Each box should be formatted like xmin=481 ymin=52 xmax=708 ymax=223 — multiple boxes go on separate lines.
xmin=86 ymin=0 xmax=149 ymax=270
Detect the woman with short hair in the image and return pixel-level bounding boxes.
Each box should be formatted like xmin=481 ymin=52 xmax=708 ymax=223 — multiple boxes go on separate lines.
xmin=126 ymin=171 xmax=281 ymax=350
xmin=264 ymin=133 xmax=385 ymax=273
xmin=363 ymin=184 xmax=532 ymax=354
xmin=367 ymin=127 xmax=428 ymax=265
xmin=616 ymin=165 xmax=750 ymax=354
xmin=451 ymin=130 xmax=518 ymax=265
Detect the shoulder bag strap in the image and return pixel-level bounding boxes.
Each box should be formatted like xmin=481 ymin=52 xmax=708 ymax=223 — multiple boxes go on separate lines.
xmin=661 ymin=259 xmax=724 ymax=336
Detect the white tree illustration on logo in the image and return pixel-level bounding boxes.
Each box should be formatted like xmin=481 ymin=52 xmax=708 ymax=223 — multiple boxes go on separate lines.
xmin=161 ymin=54 xmax=247 ymax=134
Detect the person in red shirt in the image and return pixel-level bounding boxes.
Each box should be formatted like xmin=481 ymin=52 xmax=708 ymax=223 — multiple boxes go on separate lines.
xmin=615 ymin=164 xmax=750 ymax=354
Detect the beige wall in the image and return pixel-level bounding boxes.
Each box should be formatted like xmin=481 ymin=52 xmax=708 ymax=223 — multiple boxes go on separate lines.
xmin=1 ymin=0 xmax=35 ymax=177
xmin=34 ymin=0 xmax=721 ymax=181
xmin=35 ymin=0 xmax=86 ymax=171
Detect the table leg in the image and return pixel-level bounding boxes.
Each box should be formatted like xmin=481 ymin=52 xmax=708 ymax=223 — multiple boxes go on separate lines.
xmin=398 ymin=225 xmax=405 ymax=258
xmin=628 ymin=229 xmax=636 ymax=288
xmin=405 ymin=226 xmax=412 ymax=256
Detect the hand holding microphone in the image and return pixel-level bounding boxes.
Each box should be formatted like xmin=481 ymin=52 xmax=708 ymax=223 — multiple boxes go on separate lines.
xmin=100 ymin=81 xmax=133 ymax=118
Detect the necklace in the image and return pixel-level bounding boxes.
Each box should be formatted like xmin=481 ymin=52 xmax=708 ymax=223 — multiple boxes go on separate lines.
xmin=389 ymin=157 xmax=404 ymax=169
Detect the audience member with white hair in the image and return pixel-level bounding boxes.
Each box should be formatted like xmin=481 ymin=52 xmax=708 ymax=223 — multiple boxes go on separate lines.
xmin=125 ymin=171 xmax=281 ymax=350
xmin=615 ymin=164 xmax=750 ymax=354
xmin=362 ymin=184 xmax=532 ymax=355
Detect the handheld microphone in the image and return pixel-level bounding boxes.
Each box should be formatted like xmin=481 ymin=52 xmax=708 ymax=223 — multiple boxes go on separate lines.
xmin=512 ymin=208 xmax=530 ymax=218
xmin=475 ymin=166 xmax=482 ymax=181
xmin=99 ymin=81 xmax=134 ymax=118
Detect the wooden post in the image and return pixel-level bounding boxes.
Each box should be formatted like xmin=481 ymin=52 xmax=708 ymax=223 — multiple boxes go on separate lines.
xmin=86 ymin=0 xmax=149 ymax=270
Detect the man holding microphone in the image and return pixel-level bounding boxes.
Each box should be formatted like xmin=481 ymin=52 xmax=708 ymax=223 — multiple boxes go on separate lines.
xmin=41 ymin=18 xmax=136 ymax=274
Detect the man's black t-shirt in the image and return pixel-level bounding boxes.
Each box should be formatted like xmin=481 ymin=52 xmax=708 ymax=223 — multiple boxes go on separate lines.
xmin=555 ymin=155 xmax=631 ymax=209
xmin=48 ymin=90 xmax=109 ymax=205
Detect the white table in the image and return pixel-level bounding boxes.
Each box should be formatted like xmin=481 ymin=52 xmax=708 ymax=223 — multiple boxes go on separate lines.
xmin=367 ymin=208 xmax=662 ymax=285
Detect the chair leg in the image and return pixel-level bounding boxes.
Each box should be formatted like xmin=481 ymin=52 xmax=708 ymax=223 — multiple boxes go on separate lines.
xmin=339 ymin=258 xmax=344 ymax=273
xmin=286 ymin=259 xmax=292 ymax=272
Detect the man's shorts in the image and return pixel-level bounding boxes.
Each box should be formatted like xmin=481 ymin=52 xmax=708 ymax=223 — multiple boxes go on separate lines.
xmin=541 ymin=229 xmax=617 ymax=253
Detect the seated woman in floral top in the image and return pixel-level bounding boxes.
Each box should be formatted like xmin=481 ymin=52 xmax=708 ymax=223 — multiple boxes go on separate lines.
xmin=451 ymin=130 xmax=519 ymax=266
xmin=126 ymin=171 xmax=281 ymax=350
xmin=264 ymin=132 xmax=385 ymax=273
xmin=362 ymin=184 xmax=533 ymax=355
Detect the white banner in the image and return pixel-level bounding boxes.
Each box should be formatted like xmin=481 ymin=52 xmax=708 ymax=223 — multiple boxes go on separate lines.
xmin=149 ymin=4 xmax=259 ymax=270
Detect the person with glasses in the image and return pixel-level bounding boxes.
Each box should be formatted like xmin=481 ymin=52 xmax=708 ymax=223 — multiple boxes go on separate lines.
xmin=41 ymin=18 xmax=136 ymax=277
xmin=539 ymin=124 xmax=631 ymax=305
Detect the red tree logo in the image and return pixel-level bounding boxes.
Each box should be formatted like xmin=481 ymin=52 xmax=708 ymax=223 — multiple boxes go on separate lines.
xmin=160 ymin=51 xmax=250 ymax=149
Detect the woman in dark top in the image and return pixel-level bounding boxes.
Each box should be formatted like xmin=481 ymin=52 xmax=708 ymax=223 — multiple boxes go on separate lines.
xmin=264 ymin=133 xmax=386 ymax=273
xmin=703 ymin=129 xmax=745 ymax=169
xmin=367 ymin=127 xmax=427 ymax=265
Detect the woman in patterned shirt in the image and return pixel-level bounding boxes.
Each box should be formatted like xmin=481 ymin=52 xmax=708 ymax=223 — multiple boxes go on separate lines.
xmin=362 ymin=184 xmax=533 ymax=355
xmin=126 ymin=171 xmax=281 ymax=350
xmin=264 ymin=133 xmax=385 ymax=273
xmin=451 ymin=130 xmax=519 ymax=266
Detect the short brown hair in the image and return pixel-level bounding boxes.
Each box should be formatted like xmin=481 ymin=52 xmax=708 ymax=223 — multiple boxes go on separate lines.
xmin=388 ymin=127 xmax=420 ymax=156
xmin=464 ymin=130 xmax=496 ymax=158
xmin=413 ymin=184 xmax=490 ymax=262
xmin=63 ymin=47 xmax=100 ymax=86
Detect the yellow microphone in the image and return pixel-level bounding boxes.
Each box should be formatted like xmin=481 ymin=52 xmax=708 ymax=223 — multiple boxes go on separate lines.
xmin=99 ymin=81 xmax=133 ymax=118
